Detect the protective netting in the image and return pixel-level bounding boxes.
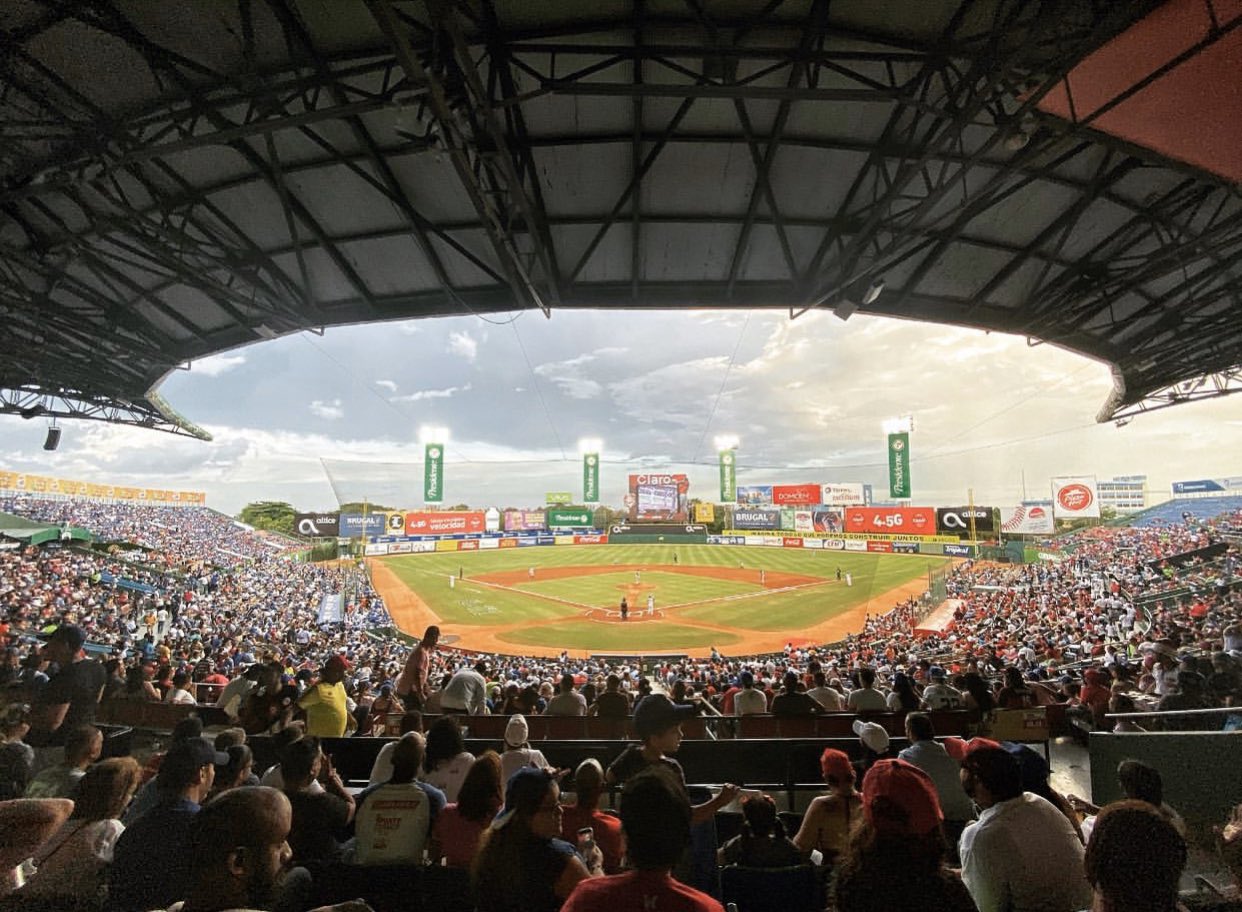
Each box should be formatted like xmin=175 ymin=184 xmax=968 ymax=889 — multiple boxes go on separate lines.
xmin=319 ymin=456 xmax=840 ymax=511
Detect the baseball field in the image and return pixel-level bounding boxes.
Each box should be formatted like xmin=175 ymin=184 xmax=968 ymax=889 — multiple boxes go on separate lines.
xmin=368 ymin=544 xmax=949 ymax=657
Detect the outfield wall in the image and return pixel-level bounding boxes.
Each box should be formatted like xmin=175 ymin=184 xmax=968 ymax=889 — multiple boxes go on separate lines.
xmin=364 ymin=527 xmax=977 ymax=558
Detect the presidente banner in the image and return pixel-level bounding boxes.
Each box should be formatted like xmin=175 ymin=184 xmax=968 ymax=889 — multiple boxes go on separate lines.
xmin=423 ymin=443 xmax=444 ymax=503
xmin=582 ymin=453 xmax=600 ymax=504
xmin=821 ymin=483 xmax=865 ymax=506
xmin=694 ymin=502 xmax=716 ymax=523
xmin=731 ymin=508 xmax=783 ymax=530
xmin=999 ymin=503 xmax=1055 ymax=534
xmin=403 ymin=511 xmax=486 ymax=535
xmin=295 ymin=513 xmax=340 ymax=537
xmin=772 ymin=483 xmax=821 ymax=506
xmin=719 ymin=450 xmax=736 ymax=503
xmin=843 ymin=506 xmax=936 ymax=535
xmin=888 ymin=433 xmax=911 ymax=499
xmin=1052 ymin=476 xmax=1100 ymax=518
xmin=936 ymin=507 xmax=995 ymax=534
xmin=627 ymin=473 xmax=690 ymax=522
xmin=339 ymin=513 xmax=386 ymax=537
xmin=0 ymin=471 xmax=207 ymax=505
xmin=547 ymin=508 xmax=593 ymax=527
xmin=736 ymin=484 xmax=772 ymax=505
xmin=504 ymin=510 xmax=546 ymax=532
xmin=1170 ymin=476 xmax=1242 ymax=495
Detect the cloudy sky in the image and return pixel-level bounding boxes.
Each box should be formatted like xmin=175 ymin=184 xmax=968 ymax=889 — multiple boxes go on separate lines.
xmin=1 ymin=308 xmax=1239 ymax=515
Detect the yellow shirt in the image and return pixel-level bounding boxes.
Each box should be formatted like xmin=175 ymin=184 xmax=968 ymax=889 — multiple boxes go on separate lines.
xmin=298 ymin=682 xmax=350 ymax=738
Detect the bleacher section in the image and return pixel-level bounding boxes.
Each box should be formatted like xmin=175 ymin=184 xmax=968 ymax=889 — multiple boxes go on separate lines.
xmin=1126 ymin=495 xmax=1242 ymax=527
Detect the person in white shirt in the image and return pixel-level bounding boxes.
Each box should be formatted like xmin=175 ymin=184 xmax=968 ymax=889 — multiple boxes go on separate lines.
xmin=164 ymin=671 xmax=197 ymax=705
xmin=733 ymin=671 xmax=768 ymax=715
xmin=958 ymin=743 xmax=1091 ymax=912
xmin=499 ymin=714 xmax=553 ymax=784
xmin=845 ymin=667 xmax=888 ymax=712
xmin=806 ymin=671 xmax=844 ymax=711
xmin=354 ymin=733 xmax=445 ymax=865
xmin=898 ymin=712 xmax=974 ymax=858
xmin=439 ymin=661 xmax=490 ymax=715
xmin=544 ymin=674 xmax=588 ymax=716
xmin=921 ymin=668 xmax=965 ymax=710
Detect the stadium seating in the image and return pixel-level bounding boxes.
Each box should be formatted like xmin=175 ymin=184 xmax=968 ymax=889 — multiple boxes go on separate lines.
xmin=1127 ymin=496 xmax=1242 ymax=528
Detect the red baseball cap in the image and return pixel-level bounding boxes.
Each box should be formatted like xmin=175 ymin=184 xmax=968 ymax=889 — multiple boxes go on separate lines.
xmin=862 ymin=759 xmax=943 ymax=836
xmin=943 ymin=736 xmax=1002 ymax=761
xmin=324 ymin=654 xmax=352 ymax=673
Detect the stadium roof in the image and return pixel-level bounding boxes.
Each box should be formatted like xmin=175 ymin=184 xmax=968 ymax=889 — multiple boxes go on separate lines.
xmin=1 ymin=0 xmax=1240 ymax=439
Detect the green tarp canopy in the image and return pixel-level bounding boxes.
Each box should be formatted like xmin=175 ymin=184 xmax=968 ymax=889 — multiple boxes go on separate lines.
xmin=0 ymin=512 xmax=92 ymax=546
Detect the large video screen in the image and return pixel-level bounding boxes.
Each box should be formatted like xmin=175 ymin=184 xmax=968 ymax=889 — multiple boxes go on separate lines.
xmin=637 ymin=484 xmax=678 ymax=513
xmin=627 ymin=473 xmax=690 ymax=522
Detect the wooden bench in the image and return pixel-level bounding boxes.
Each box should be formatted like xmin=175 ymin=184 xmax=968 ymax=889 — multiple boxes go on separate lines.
xmin=96 ymin=699 xmax=230 ymax=731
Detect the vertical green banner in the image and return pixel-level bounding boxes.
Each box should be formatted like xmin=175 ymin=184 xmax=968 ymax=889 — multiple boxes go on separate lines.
xmin=888 ymin=432 xmax=910 ymax=499
xmin=719 ymin=449 xmax=737 ymax=503
xmin=582 ymin=452 xmax=599 ymax=503
xmin=423 ymin=443 xmax=444 ymax=503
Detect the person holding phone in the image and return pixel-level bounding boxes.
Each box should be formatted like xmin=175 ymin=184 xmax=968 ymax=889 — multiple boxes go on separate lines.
xmin=561 ymin=759 xmax=624 ymax=873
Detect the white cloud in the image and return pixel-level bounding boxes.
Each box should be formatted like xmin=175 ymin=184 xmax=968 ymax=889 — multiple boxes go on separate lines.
xmin=447 ymin=331 xmax=478 ymax=361
xmin=391 ymin=383 xmax=472 ymax=403
xmin=397 ymin=322 xmax=422 ymax=336
xmin=191 ymin=353 xmax=247 ymax=377
xmin=374 ymin=379 xmax=398 ymax=393
xmin=309 ymin=399 xmax=344 ymax=420
xmin=533 ymin=348 xmax=628 ymax=400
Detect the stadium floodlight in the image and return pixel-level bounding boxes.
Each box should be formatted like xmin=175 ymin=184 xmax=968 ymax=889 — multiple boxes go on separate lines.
xmin=578 ymin=437 xmax=602 ymax=455
xmin=419 ymin=425 xmax=449 ymax=444
xmin=713 ymin=434 xmax=740 ymax=451
xmin=882 ymin=416 xmax=913 ymax=434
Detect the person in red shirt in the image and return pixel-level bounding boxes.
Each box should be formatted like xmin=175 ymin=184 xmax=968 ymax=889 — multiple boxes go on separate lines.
xmin=562 ymin=765 xmax=723 ymax=912
xmin=432 ymin=750 xmax=503 ymax=868
xmin=560 ymin=758 xmax=624 ymax=874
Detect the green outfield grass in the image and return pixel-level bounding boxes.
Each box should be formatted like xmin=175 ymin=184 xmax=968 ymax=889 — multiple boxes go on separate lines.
xmin=380 ymin=544 xmax=946 ymax=651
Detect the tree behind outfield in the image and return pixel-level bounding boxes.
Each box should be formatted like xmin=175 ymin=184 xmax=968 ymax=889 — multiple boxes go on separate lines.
xmin=238 ymin=501 xmax=296 ymax=535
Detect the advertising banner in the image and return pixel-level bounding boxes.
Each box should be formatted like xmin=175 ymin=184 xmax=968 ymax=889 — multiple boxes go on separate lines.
xmin=485 ymin=507 xmax=500 ymax=532
xmin=803 ymin=538 xmax=824 ymax=549
xmin=811 ymin=507 xmax=844 ymax=533
xmin=794 ymin=510 xmax=813 ymax=532
xmin=888 ymin=432 xmax=911 ymax=499
xmin=423 ymin=443 xmax=444 ymax=503
xmin=772 ymin=483 xmax=821 ymax=505
xmin=547 ymin=508 xmax=592 ymax=527
xmin=824 ymin=539 xmax=845 ymax=550
xmin=479 ymin=538 xmax=500 ymax=549
xmin=294 ymin=512 xmax=340 ymax=537
xmin=504 ymin=510 xmax=546 ymax=532
xmin=694 ymin=502 xmax=716 ymax=523
xmin=843 ymin=506 xmax=936 ymax=535
xmin=944 ymin=543 xmax=976 ymax=557
xmin=1052 ymin=476 xmax=1100 ymax=518
xmin=364 ymin=543 xmax=389 ymax=556
xmin=783 ymin=537 xmax=804 ymax=548
xmin=627 ymin=473 xmax=690 ymax=522
xmin=820 ymin=483 xmax=865 ymax=506
xmin=999 ymin=504 xmax=1055 ymax=534
xmin=731 ymin=508 xmax=783 ymax=530
xmin=339 ymin=513 xmax=386 ymax=537
xmin=893 ymin=541 xmax=921 ymax=554
xmin=736 ymin=485 xmax=773 ymax=505
xmin=583 ymin=453 xmax=600 ymax=504
xmin=936 ymin=507 xmax=996 ymax=534
xmin=1170 ymin=476 xmax=1242 ymax=494
xmin=719 ymin=450 xmax=737 ymax=503
xmin=403 ymin=511 xmax=486 ymax=535
xmin=546 ymin=491 xmax=573 ymax=504
xmin=867 ymin=540 xmax=894 ymax=553
xmin=845 ymin=539 xmax=868 ymax=551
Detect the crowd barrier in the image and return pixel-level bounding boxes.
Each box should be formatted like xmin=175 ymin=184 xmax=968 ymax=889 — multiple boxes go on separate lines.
xmin=95 ymin=699 xmax=229 ymax=731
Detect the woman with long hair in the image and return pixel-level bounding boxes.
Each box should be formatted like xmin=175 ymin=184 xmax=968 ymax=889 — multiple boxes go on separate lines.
xmin=473 ymin=768 xmax=599 ymax=912
xmin=120 ymin=665 xmax=159 ymax=702
xmin=833 ymin=760 xmax=975 ymax=912
xmin=433 ymin=750 xmax=504 ymax=867
xmin=886 ymin=673 xmax=920 ymax=712
xmin=718 ymin=793 xmax=805 ymax=867
xmin=423 ymin=715 xmax=475 ymax=802
xmin=793 ymin=748 xmax=862 ymax=866
xmin=20 ymin=757 xmax=142 ymax=903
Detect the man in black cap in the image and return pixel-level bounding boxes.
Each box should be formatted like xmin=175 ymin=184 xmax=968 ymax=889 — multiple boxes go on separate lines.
xmin=109 ymin=736 xmax=228 ymax=911
xmin=605 ymin=693 xmax=738 ymax=825
xmin=28 ymin=623 xmax=106 ymax=747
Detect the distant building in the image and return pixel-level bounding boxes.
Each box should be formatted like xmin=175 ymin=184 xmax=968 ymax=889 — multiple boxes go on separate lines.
xmin=1098 ymin=475 xmax=1148 ymax=513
